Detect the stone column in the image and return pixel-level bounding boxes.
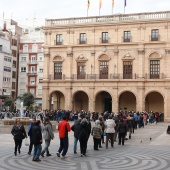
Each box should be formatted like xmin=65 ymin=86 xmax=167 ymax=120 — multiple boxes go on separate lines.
xmin=66 ymin=47 xmax=73 ymax=79
xmin=89 ymin=87 xmax=95 ymax=112
xmin=137 ymin=44 xmax=145 ymax=79
xmin=43 ymin=48 xmax=50 ymax=80
xmin=42 ymin=86 xmax=50 ymax=111
xmin=136 ymin=86 xmax=145 ymax=112
xmin=164 ymin=87 xmax=170 ymax=121
xmin=112 ymin=87 xmax=118 ymax=113
xmin=65 ymin=88 xmax=73 ymax=110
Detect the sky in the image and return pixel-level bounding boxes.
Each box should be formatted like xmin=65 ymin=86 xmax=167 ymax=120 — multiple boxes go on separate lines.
xmin=0 ymin=0 xmax=170 ymax=22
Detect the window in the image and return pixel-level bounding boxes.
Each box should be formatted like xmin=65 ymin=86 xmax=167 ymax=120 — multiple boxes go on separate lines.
xmin=12 ymin=50 xmax=17 ymax=57
xmin=20 ymin=89 xmax=25 ymax=95
xmin=39 ymin=78 xmax=43 ymax=83
xmin=56 ymin=34 xmax=62 ymax=45
xmin=54 ymin=62 xmax=62 ymax=79
xmin=4 ymin=56 xmax=12 ymax=62
xmin=12 ymin=82 xmax=15 ymax=89
xmin=32 ymin=44 xmax=38 ymax=52
xmin=38 ymin=89 xmax=42 ymax=95
xmin=23 ymin=44 xmax=28 ymax=52
xmin=30 ymin=66 xmax=36 ymax=73
xmin=21 ymin=67 xmax=26 ymax=72
xmin=150 ymin=60 xmax=160 ymax=79
xmin=123 ymin=61 xmax=132 ymax=79
xmin=77 ymin=62 xmax=86 ymax=79
xmin=39 ymin=68 xmax=43 ymax=73
xmin=102 ymin=32 xmax=108 ymax=43
xmin=30 ymin=77 xmax=35 ymax=84
xmin=12 ymin=71 xmax=16 ymax=78
xmin=100 ymin=61 xmax=108 ymax=79
xmin=30 ymin=88 xmax=35 ymax=95
xmin=79 ymin=33 xmax=86 ymax=44
xmin=13 ymin=61 xmax=16 ymax=68
xmin=3 ymin=77 xmax=11 ymax=82
xmin=4 ymin=67 xmax=11 ymax=72
xmin=39 ymin=56 xmax=43 ymax=61
xmin=151 ymin=29 xmax=159 ymax=41
xmin=124 ymin=31 xmax=131 ymax=42
xmin=31 ymin=56 xmax=36 ymax=63
xmin=21 ymin=57 xmax=26 ymax=61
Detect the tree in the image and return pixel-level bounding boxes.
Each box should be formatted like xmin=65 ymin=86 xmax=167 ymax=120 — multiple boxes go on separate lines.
xmin=28 ymin=104 xmax=34 ymax=112
xmin=22 ymin=92 xmax=34 ymax=107
xmin=10 ymin=102 xmax=14 ymax=112
xmin=4 ymin=98 xmax=13 ymax=107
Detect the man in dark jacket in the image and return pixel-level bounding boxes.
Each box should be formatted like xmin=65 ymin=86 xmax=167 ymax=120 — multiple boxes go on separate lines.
xmin=32 ymin=120 xmax=42 ymax=162
xmin=71 ymin=116 xmax=82 ymax=154
xmin=28 ymin=118 xmax=36 ymax=155
xmin=117 ymin=118 xmax=127 ymax=145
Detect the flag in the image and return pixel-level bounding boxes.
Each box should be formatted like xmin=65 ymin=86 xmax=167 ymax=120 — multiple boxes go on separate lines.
xmin=87 ymin=0 xmax=90 ymax=9
xmin=124 ymin=0 xmax=127 ymax=7
xmin=99 ymin=0 xmax=102 ymax=9
xmin=112 ymin=0 xmax=114 ymax=8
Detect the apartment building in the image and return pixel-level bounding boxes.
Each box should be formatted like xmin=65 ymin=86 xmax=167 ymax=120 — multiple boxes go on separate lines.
xmin=0 ymin=30 xmax=13 ymax=109
xmin=42 ymin=11 xmax=170 ymax=121
xmin=18 ymin=27 xmax=44 ymax=109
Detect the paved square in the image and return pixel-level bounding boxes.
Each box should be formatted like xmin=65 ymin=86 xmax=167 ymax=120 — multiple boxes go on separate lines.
xmin=0 ymin=122 xmax=170 ymax=170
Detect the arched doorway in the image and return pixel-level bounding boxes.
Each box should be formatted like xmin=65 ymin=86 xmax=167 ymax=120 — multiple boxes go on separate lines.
xmin=119 ymin=91 xmax=136 ymax=111
xmin=95 ymin=91 xmax=112 ymax=114
xmin=50 ymin=91 xmax=65 ymax=110
xmin=73 ymin=91 xmax=89 ymax=111
xmin=145 ymin=92 xmax=164 ymax=113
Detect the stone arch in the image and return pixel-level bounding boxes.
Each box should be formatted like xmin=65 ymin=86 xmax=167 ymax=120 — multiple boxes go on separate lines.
xmin=53 ymin=55 xmax=64 ymax=62
xmin=50 ymin=91 xmax=65 ymax=110
xmin=95 ymin=90 xmax=112 ymax=114
xmin=98 ymin=53 xmax=110 ymax=61
xmin=72 ymin=91 xmax=89 ymax=111
xmin=118 ymin=91 xmax=137 ymax=111
xmin=145 ymin=91 xmax=164 ymax=113
xmin=148 ymin=52 xmax=162 ymax=59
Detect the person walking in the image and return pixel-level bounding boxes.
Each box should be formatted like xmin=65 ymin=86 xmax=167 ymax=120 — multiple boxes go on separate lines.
xmin=11 ymin=119 xmax=27 ymax=156
xmin=79 ymin=118 xmax=90 ymax=157
xmin=41 ymin=117 xmax=54 ymax=157
xmin=105 ymin=115 xmax=116 ymax=149
xmin=71 ymin=116 xmax=82 ymax=154
xmin=117 ymin=118 xmax=127 ymax=145
xmin=56 ymin=116 xmax=71 ymax=159
xmin=32 ymin=120 xmax=43 ymax=162
xmin=28 ymin=117 xmax=36 ymax=155
xmin=91 ymin=120 xmax=102 ymax=150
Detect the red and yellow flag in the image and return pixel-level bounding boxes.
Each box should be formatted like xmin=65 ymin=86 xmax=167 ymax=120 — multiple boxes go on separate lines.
xmin=87 ymin=0 xmax=90 ymax=9
xmin=99 ymin=0 xmax=102 ymax=9
xmin=112 ymin=0 xmax=114 ymax=8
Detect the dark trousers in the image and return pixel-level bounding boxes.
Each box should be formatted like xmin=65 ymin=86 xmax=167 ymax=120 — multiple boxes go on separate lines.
xmin=58 ymin=137 xmax=69 ymax=156
xmin=79 ymin=139 xmax=88 ymax=155
xmin=119 ymin=133 xmax=126 ymax=145
xmin=93 ymin=137 xmax=100 ymax=150
xmin=14 ymin=139 xmax=22 ymax=153
xmin=106 ymin=133 xmax=114 ymax=148
xmin=28 ymin=137 xmax=33 ymax=153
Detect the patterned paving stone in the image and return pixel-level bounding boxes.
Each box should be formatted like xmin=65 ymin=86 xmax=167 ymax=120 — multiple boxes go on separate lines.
xmin=0 ymin=122 xmax=170 ymax=170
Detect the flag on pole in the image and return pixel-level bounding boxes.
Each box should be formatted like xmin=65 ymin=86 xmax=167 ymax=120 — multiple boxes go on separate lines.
xmin=87 ymin=0 xmax=90 ymax=9
xmin=124 ymin=0 xmax=127 ymax=7
xmin=99 ymin=0 xmax=102 ymax=9
xmin=112 ymin=0 xmax=114 ymax=8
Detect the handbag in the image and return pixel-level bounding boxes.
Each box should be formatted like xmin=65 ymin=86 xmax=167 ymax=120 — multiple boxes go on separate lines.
xmin=25 ymin=138 xmax=29 ymax=146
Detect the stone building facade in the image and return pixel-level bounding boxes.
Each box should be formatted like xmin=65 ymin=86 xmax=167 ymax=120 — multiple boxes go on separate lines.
xmin=42 ymin=11 xmax=170 ymax=121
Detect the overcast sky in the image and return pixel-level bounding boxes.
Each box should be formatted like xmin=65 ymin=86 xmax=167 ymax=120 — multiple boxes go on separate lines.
xmin=0 ymin=0 xmax=170 ymax=21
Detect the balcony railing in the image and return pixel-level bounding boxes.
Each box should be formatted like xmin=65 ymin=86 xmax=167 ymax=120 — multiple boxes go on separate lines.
xmin=78 ymin=39 xmax=87 ymax=44
xmin=122 ymin=36 xmax=132 ymax=42
xmin=27 ymin=83 xmax=37 ymax=86
xmin=46 ymin=11 xmax=170 ymax=26
xmin=150 ymin=35 xmax=160 ymax=41
xmin=27 ymin=71 xmax=37 ymax=75
xmin=19 ymin=49 xmax=44 ymax=53
xmin=27 ymin=60 xmax=38 ymax=64
xmin=100 ymin=37 xmax=110 ymax=43
xmin=48 ymin=73 xmax=166 ymax=81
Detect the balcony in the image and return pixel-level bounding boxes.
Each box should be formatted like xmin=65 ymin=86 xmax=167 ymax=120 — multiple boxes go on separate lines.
xmin=122 ymin=36 xmax=132 ymax=42
xmin=27 ymin=83 xmax=37 ymax=87
xmin=27 ymin=71 xmax=37 ymax=75
xmin=100 ymin=38 xmax=110 ymax=43
xmin=46 ymin=11 xmax=170 ymax=26
xmin=0 ymin=46 xmax=12 ymax=54
xmin=27 ymin=60 xmax=38 ymax=65
xmin=19 ymin=49 xmax=44 ymax=53
xmin=145 ymin=73 xmax=165 ymax=79
xmin=78 ymin=39 xmax=87 ymax=44
xmin=150 ymin=35 xmax=160 ymax=41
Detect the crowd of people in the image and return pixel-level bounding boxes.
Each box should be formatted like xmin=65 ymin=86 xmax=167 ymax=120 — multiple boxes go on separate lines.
xmin=10 ymin=109 xmax=163 ymax=162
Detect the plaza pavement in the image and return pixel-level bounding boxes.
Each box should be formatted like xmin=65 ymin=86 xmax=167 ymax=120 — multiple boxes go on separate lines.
xmin=0 ymin=121 xmax=170 ymax=170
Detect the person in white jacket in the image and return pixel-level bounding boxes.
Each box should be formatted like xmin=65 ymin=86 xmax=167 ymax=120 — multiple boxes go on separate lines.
xmin=105 ymin=115 xmax=116 ymax=149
